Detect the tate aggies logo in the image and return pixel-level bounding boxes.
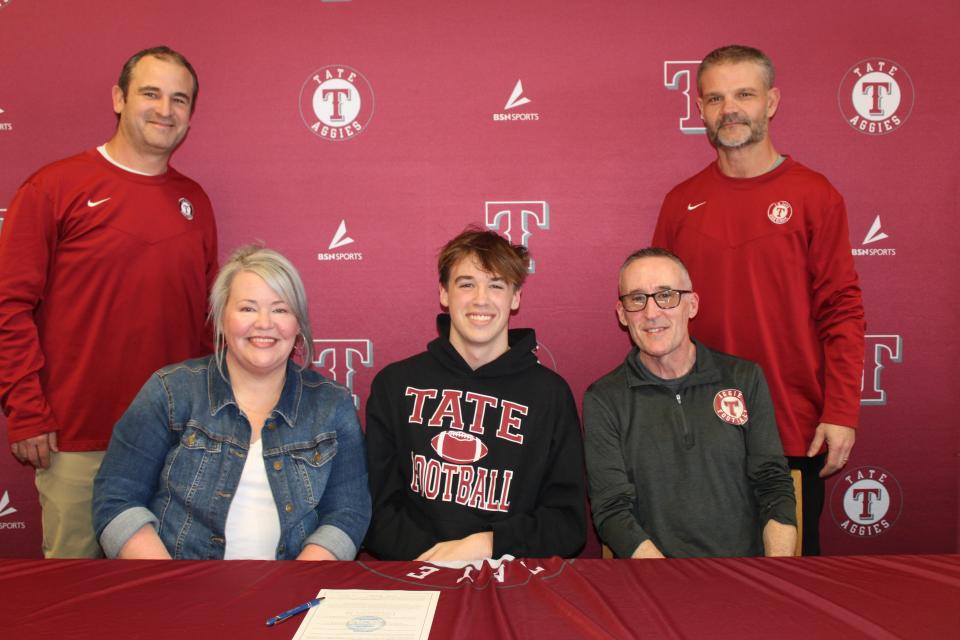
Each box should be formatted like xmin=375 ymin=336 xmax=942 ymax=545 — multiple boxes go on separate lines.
xmin=852 ymin=215 xmax=895 ymax=256
xmin=299 ymin=65 xmax=374 ymax=141
xmin=484 ymin=200 xmax=549 ymax=273
xmin=830 ymin=466 xmax=903 ymax=538
xmin=663 ymin=60 xmax=705 ymax=134
xmin=318 ymin=220 xmax=362 ymax=261
xmin=313 ymin=339 xmax=374 ymax=407
xmin=0 ymin=107 xmax=12 ymax=132
xmin=178 ymin=197 xmax=193 ymax=221
xmin=492 ymin=80 xmax=540 ymax=122
xmin=713 ymin=389 xmax=748 ymax=426
xmin=838 ymin=58 xmax=915 ymax=135
xmin=767 ymin=200 xmax=792 ymax=224
xmin=0 ymin=490 xmax=26 ymax=530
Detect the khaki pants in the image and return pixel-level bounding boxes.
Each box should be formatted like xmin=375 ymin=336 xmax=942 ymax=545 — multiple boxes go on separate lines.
xmin=35 ymin=451 xmax=106 ymax=558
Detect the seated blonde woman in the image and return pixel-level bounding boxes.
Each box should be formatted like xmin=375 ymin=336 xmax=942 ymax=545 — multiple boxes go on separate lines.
xmin=93 ymin=245 xmax=370 ymax=560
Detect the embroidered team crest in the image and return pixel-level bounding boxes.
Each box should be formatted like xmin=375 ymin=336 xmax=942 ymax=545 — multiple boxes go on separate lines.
xmin=767 ymin=200 xmax=792 ymax=224
xmin=179 ymin=197 xmax=194 ymax=221
xmin=431 ymin=430 xmax=489 ymax=464
xmin=713 ymin=389 xmax=748 ymax=425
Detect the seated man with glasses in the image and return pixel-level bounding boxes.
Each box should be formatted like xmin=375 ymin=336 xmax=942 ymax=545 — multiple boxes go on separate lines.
xmin=583 ymin=247 xmax=796 ymax=558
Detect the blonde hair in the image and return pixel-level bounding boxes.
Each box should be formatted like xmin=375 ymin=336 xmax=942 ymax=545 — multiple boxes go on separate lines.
xmin=209 ymin=245 xmax=313 ymax=373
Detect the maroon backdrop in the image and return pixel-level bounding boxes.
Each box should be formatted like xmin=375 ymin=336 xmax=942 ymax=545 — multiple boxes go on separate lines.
xmin=0 ymin=0 xmax=956 ymax=558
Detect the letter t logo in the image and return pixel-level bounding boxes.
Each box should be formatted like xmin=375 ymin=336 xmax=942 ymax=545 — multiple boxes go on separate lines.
xmin=852 ymin=487 xmax=882 ymax=520
xmin=313 ymin=339 xmax=374 ymax=407
xmin=484 ymin=200 xmax=550 ymax=273
xmin=861 ymin=81 xmax=890 ymax=115
xmin=663 ymin=60 xmax=705 ymax=134
xmin=322 ymin=87 xmax=352 ymax=121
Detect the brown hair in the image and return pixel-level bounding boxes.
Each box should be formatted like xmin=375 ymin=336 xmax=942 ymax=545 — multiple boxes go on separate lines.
xmin=117 ymin=45 xmax=199 ymax=115
xmin=438 ymin=226 xmax=530 ymax=289
xmin=698 ymin=44 xmax=775 ymax=92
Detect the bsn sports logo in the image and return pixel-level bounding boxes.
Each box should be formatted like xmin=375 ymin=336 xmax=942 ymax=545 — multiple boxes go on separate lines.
xmin=861 ymin=335 xmax=902 ymax=405
xmin=663 ymin=60 xmax=705 ymax=134
xmin=0 ymin=490 xmax=26 ymax=530
xmin=838 ymin=58 xmax=914 ymax=135
xmin=0 ymin=107 xmax=12 ymax=132
xmin=830 ymin=466 xmax=902 ymax=538
xmin=313 ymin=339 xmax=374 ymax=407
xmin=0 ymin=491 xmax=16 ymax=517
xmin=852 ymin=215 xmax=895 ymax=256
xmin=484 ymin=200 xmax=550 ymax=273
xmin=299 ymin=65 xmax=374 ymax=141
xmin=492 ymin=80 xmax=540 ymax=122
xmin=318 ymin=219 xmax=363 ymax=261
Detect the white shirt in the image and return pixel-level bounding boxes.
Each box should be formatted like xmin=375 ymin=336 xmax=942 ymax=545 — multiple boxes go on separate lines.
xmin=223 ymin=439 xmax=282 ymax=559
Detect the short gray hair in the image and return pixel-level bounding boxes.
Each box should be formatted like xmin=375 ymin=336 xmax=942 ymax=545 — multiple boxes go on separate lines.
xmin=697 ymin=44 xmax=775 ymax=93
xmin=619 ymin=247 xmax=693 ymax=291
xmin=209 ymin=245 xmax=313 ymax=374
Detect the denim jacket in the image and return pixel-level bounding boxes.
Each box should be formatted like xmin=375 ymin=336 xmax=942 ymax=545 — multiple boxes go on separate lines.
xmin=93 ymin=356 xmax=371 ymax=560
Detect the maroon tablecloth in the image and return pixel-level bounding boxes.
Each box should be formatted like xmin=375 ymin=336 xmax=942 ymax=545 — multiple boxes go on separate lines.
xmin=4 ymin=555 xmax=958 ymax=639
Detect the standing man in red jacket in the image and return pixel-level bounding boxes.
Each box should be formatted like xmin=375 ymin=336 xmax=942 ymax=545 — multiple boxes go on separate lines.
xmin=652 ymin=45 xmax=865 ymax=554
xmin=0 ymin=46 xmax=218 ymax=557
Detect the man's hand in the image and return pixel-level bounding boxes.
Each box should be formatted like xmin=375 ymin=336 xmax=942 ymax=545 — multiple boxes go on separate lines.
xmin=806 ymin=422 xmax=856 ymax=478
xmin=762 ymin=519 xmax=797 ymax=557
xmin=631 ymin=539 xmax=666 ymax=559
xmin=415 ymin=532 xmax=493 ymax=562
xmin=10 ymin=431 xmax=58 ymax=469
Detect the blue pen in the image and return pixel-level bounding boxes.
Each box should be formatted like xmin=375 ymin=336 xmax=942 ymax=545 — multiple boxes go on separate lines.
xmin=265 ymin=596 xmax=325 ymax=626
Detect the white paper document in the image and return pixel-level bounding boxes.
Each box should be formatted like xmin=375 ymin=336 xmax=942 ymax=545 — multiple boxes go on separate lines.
xmin=291 ymin=589 xmax=440 ymax=640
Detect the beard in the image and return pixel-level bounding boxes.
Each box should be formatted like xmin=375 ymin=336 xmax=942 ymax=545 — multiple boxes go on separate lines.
xmin=705 ymin=113 xmax=768 ymax=149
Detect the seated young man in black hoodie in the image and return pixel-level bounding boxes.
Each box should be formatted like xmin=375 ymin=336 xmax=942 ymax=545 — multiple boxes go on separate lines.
xmin=364 ymin=228 xmax=586 ymax=561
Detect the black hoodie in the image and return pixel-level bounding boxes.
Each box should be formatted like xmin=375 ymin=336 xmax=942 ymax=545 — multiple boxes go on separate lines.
xmin=364 ymin=315 xmax=586 ymax=560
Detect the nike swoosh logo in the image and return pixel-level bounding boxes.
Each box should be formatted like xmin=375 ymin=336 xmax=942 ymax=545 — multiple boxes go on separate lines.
xmin=687 ymin=201 xmax=706 ymax=211
xmin=87 ymin=197 xmax=111 ymax=207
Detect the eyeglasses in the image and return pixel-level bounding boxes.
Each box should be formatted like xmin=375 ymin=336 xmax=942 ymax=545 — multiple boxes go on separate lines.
xmin=619 ymin=289 xmax=692 ymax=312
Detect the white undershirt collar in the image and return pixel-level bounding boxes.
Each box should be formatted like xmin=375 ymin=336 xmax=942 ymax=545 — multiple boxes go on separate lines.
xmin=96 ymin=144 xmax=162 ymax=176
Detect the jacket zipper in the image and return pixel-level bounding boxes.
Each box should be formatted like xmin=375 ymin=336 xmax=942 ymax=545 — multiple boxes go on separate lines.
xmin=676 ymin=393 xmax=693 ymax=448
